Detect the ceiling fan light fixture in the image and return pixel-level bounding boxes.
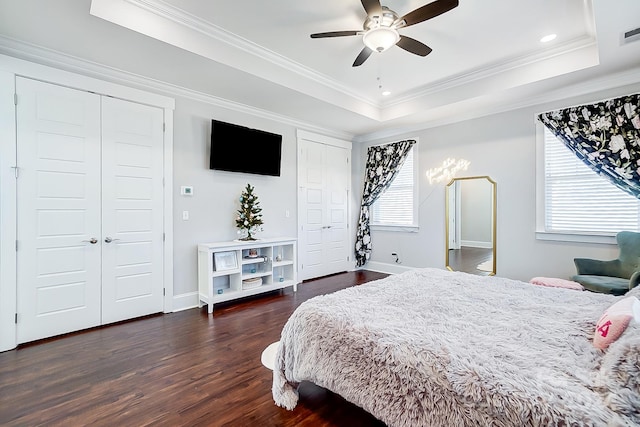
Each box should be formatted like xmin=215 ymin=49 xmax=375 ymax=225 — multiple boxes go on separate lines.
xmin=311 ymin=1 xmax=458 ymax=66
xmin=363 ymin=27 xmax=400 ymax=53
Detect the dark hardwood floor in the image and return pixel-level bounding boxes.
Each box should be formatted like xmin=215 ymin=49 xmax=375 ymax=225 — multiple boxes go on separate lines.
xmin=0 ymin=270 xmax=389 ymax=427
xmin=448 ymin=247 xmax=493 ymax=276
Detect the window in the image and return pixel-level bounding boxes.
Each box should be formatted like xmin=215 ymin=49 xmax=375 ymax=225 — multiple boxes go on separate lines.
xmin=537 ymin=125 xmax=639 ymax=242
xmin=371 ymin=144 xmax=418 ymax=230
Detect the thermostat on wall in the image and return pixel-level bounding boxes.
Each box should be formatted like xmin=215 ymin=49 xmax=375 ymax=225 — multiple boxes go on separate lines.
xmin=181 ymin=186 xmax=194 ymax=196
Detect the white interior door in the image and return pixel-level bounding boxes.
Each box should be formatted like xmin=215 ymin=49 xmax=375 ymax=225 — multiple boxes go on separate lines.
xmin=447 ymin=181 xmax=460 ymax=249
xmin=298 ymin=138 xmax=350 ymax=280
xmin=16 ymin=78 xmax=102 ymax=343
xmin=16 ymin=79 xmax=166 ymax=343
xmin=101 ymin=97 xmax=164 ymax=324
xmin=298 ymin=140 xmax=325 ymax=280
xmin=324 ymin=145 xmax=350 ymax=273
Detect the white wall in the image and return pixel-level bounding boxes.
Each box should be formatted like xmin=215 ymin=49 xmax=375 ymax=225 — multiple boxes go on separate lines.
xmin=172 ymin=97 xmax=298 ymax=299
xmin=0 ymin=56 xmax=302 ymax=321
xmin=460 ymin=178 xmax=492 ymax=246
xmin=353 ymin=83 xmax=640 ymax=281
xmin=1 ymin=40 xmax=639 ymax=328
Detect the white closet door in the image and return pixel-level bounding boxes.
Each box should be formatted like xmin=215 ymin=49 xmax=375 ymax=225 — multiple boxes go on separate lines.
xmin=298 ymin=138 xmax=350 ymax=280
xmin=299 ymin=140 xmax=326 ymax=280
xmin=100 ymin=97 xmax=164 ymax=324
xmin=324 ymin=145 xmax=350 ymax=273
xmin=16 ymin=78 xmax=102 ymax=343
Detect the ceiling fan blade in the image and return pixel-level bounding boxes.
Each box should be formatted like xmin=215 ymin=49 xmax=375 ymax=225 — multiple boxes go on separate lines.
xmin=396 ymin=0 xmax=459 ymax=28
xmin=396 ymin=36 xmax=433 ymax=56
xmin=353 ymin=46 xmax=373 ymax=67
xmin=310 ymin=31 xmax=360 ymax=38
xmin=361 ymin=0 xmax=382 ymax=17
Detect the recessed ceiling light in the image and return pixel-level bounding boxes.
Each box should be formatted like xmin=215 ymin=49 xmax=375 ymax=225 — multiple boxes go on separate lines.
xmin=540 ymin=34 xmax=557 ymax=43
xmin=382 ymin=90 xmax=391 ymax=96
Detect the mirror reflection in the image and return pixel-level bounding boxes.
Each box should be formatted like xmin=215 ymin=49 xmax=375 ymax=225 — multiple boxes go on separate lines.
xmin=445 ymin=176 xmax=496 ymax=275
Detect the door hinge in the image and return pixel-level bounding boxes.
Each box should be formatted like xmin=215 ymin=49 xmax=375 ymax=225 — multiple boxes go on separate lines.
xmin=347 ymin=255 xmax=350 ymax=261
xmin=14 ymin=313 xmax=18 ymax=324
xmin=301 ymin=264 xmax=303 ymax=270
xmin=15 ymin=240 xmax=18 ymax=251
xmin=14 ymin=93 xmax=17 ymax=105
xmin=11 ymin=166 xmax=18 ymax=178
xmin=163 ymin=232 xmax=165 ymax=242
xmin=163 ymin=288 xmax=166 ymax=296
xmin=163 ymin=122 xmax=166 ymax=132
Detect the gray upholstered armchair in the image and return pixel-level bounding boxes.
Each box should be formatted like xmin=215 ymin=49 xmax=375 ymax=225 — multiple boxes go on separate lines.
xmin=572 ymin=231 xmax=640 ymax=295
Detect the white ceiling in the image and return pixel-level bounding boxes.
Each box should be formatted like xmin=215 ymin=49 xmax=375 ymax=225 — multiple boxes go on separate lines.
xmin=1 ymin=0 xmax=639 ymax=139
xmin=157 ymin=0 xmax=594 ymax=96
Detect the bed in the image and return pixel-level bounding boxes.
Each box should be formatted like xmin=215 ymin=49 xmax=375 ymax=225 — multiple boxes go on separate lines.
xmin=272 ymin=268 xmax=640 ymax=426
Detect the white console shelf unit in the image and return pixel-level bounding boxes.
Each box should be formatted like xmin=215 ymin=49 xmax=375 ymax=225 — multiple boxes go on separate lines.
xmin=197 ymin=237 xmax=298 ymax=313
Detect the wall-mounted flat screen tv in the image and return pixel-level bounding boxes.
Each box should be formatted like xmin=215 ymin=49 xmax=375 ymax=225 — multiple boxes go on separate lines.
xmin=210 ymin=120 xmax=282 ymax=177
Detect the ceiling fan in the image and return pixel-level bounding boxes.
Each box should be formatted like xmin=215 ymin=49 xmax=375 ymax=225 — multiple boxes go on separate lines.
xmin=310 ymin=0 xmax=459 ymax=67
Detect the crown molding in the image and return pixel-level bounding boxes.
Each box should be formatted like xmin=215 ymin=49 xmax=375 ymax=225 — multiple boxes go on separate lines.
xmin=0 ymin=35 xmax=354 ymax=141
xmin=124 ymin=0 xmax=599 ymax=119
xmin=354 ymin=66 xmax=640 ymax=143
xmin=3 ymin=31 xmax=631 ymax=145
xmin=91 ymin=0 xmax=604 ymax=127
xmin=509 ymin=67 xmax=640 ymax=114
xmin=384 ymin=35 xmax=598 ymax=107
xmin=119 ymin=0 xmax=379 ymax=109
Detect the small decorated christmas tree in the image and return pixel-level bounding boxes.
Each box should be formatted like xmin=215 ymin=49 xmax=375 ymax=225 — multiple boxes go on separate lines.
xmin=236 ymin=183 xmax=263 ymax=241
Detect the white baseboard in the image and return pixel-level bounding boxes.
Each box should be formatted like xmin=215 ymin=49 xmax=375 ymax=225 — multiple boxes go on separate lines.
xmin=461 ymin=240 xmax=493 ymax=249
xmin=173 ymin=264 xmax=410 ymax=309
xmin=361 ymin=261 xmax=414 ymax=275
xmin=172 ymin=292 xmax=199 ymax=312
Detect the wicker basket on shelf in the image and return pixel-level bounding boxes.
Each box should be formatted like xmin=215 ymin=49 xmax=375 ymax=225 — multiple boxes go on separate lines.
xmin=242 ymin=277 xmax=262 ymax=290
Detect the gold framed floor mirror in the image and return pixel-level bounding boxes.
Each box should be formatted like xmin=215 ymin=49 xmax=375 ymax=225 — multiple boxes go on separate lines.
xmin=445 ymin=176 xmax=497 ymax=275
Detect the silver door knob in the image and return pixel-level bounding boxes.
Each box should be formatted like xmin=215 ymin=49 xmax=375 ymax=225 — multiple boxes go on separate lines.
xmin=104 ymin=237 xmax=120 ymax=243
xmin=82 ymin=238 xmax=98 ymax=244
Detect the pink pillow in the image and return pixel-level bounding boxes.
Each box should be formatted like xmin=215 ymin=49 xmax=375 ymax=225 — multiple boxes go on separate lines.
xmin=529 ymin=277 xmax=584 ymax=291
xmin=594 ymin=297 xmax=640 ymax=350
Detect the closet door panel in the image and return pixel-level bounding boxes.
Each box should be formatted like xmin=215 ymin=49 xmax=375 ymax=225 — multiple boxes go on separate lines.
xmin=298 ymin=140 xmax=326 ymax=280
xmin=298 ymin=138 xmax=351 ymax=280
xmin=16 ymin=78 xmax=102 ymax=344
xmin=101 ymin=97 xmax=164 ymax=324
xmin=325 ymin=144 xmax=350 ymax=272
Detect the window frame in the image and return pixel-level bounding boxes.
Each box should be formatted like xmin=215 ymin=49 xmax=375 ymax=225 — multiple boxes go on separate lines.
xmin=535 ymin=121 xmax=638 ymax=244
xmin=370 ymin=141 xmax=419 ymax=232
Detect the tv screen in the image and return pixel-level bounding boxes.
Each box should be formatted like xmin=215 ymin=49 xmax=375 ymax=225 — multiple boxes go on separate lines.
xmin=210 ymin=120 xmax=282 ymax=176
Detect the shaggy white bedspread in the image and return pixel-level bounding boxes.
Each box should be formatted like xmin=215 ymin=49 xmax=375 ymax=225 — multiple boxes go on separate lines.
xmin=272 ymin=268 xmax=637 ymax=426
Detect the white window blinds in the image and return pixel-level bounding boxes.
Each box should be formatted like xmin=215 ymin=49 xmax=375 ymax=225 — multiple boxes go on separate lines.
xmin=543 ymin=127 xmax=639 ymax=234
xmin=371 ymin=146 xmax=415 ymax=226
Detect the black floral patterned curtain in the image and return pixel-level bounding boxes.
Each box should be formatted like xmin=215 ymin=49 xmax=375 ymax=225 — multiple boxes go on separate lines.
xmin=355 ymin=140 xmax=416 ymax=267
xmin=538 ymin=94 xmax=640 ymax=198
